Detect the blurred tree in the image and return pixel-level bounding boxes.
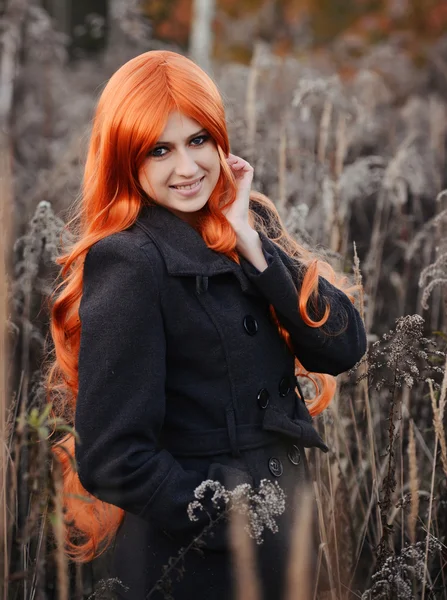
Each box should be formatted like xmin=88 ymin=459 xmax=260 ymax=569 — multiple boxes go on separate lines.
xmin=41 ymin=0 xmax=108 ymax=57
xmin=190 ymin=0 xmax=216 ymax=72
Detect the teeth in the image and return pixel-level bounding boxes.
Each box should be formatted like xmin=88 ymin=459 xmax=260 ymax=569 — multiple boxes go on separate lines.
xmin=173 ymin=178 xmax=202 ymax=190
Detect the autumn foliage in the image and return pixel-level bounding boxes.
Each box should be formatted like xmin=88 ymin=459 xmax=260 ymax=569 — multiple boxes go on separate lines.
xmin=144 ymin=0 xmax=447 ymax=60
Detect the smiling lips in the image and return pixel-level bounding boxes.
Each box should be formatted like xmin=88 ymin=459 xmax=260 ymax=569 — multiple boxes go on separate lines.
xmin=169 ymin=176 xmax=205 ymax=190
xmin=169 ymin=175 xmax=205 ymax=198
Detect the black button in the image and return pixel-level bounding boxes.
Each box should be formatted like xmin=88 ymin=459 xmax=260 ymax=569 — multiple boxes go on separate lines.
xmin=243 ymin=315 xmax=258 ymax=335
xmin=287 ymin=445 xmax=301 ymax=465
xmin=257 ymin=388 xmax=270 ymax=409
xmin=268 ymin=457 xmax=283 ymax=477
xmin=279 ymin=376 xmax=291 ymax=397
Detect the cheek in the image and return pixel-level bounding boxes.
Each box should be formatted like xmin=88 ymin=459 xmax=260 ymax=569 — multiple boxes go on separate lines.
xmin=206 ymin=151 xmax=221 ymax=182
xmin=139 ymin=165 xmax=162 ymax=197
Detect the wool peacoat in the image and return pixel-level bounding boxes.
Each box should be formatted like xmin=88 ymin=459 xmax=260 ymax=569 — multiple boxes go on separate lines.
xmin=74 ymin=202 xmax=367 ymax=600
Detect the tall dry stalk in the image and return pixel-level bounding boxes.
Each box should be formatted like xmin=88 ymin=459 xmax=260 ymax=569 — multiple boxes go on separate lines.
xmin=430 ymin=355 xmax=447 ymax=479
xmin=363 ymin=189 xmax=391 ymax=334
xmin=0 ymin=147 xmax=10 ymax=600
xmin=322 ymin=417 xmax=342 ymax=599
xmin=278 ymin=113 xmax=287 ymax=219
xmin=421 ymin=379 xmax=442 ymax=600
xmin=0 ymin=139 xmax=11 ymax=600
xmin=51 ymin=461 xmax=69 ymax=600
xmin=314 ymin=481 xmax=336 ymax=599
xmin=407 ymin=420 xmax=419 ymax=545
xmin=0 ymin=2 xmax=29 ymax=598
xmin=284 ymin=487 xmax=313 ymax=600
xmin=318 ymin=99 xmax=332 ymax=165
xmin=228 ymin=503 xmax=261 ymax=600
xmin=353 ymin=242 xmax=382 ymax=549
xmin=245 ymin=43 xmax=263 ymax=163
xmin=330 ymin=111 xmax=348 ymax=254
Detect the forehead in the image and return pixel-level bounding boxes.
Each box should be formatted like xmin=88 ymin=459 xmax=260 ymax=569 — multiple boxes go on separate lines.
xmin=158 ymin=111 xmax=203 ymax=142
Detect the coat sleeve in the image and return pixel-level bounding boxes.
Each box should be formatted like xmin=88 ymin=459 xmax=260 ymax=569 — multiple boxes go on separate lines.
xmin=75 ymin=235 xmax=251 ymax=546
xmin=239 ymin=231 xmax=367 ymax=375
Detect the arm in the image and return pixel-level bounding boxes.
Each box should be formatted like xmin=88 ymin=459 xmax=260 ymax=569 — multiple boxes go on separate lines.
xmin=75 ymin=235 xmax=250 ymax=545
xmin=237 ymin=229 xmax=367 ymax=375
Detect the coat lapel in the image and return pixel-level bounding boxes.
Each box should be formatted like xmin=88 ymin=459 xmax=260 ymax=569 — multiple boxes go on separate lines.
xmin=134 ymin=203 xmax=261 ymax=297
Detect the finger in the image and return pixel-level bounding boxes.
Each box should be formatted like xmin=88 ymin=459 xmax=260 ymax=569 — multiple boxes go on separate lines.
xmin=228 ymin=158 xmax=250 ymax=168
xmin=226 ymin=154 xmax=247 ymax=165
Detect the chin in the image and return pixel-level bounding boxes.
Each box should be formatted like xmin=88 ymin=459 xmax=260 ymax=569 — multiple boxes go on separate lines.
xmin=171 ymin=198 xmax=209 ymax=213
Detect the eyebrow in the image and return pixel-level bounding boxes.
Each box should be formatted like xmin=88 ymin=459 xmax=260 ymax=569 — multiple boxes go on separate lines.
xmin=155 ymin=128 xmax=207 ymax=145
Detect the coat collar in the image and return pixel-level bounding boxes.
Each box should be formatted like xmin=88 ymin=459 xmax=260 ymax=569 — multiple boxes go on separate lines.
xmin=133 ymin=203 xmax=261 ymax=297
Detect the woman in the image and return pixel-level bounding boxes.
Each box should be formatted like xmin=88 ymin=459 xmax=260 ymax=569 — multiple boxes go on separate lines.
xmin=48 ymin=50 xmax=367 ymax=599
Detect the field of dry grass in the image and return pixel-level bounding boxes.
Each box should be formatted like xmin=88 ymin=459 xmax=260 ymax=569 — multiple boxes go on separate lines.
xmin=1 ymin=2 xmax=447 ymax=599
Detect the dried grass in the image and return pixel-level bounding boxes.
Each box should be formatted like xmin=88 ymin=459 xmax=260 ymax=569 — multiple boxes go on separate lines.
xmin=2 ymin=6 xmax=447 ymax=599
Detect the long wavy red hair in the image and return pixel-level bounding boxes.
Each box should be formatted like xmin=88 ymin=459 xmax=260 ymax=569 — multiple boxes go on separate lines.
xmin=46 ymin=50 xmax=356 ymax=563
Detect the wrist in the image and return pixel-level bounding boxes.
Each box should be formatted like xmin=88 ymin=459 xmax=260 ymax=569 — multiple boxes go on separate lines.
xmin=233 ymin=223 xmax=257 ymax=244
xmin=235 ymin=228 xmax=268 ymax=272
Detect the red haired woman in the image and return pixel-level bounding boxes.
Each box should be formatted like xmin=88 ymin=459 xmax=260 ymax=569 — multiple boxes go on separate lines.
xmin=48 ymin=50 xmax=366 ymax=599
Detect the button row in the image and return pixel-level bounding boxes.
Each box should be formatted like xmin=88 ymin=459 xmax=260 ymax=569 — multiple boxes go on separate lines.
xmin=268 ymin=446 xmax=301 ymax=477
xmin=257 ymin=376 xmax=292 ymax=409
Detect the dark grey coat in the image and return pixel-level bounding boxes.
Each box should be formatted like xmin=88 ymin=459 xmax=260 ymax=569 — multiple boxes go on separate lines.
xmin=74 ymin=203 xmax=367 ymax=600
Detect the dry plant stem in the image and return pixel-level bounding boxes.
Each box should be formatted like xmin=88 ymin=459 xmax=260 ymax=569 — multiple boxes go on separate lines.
xmin=313 ymin=481 xmax=336 ymax=599
xmin=312 ymin=546 xmax=324 ymax=600
xmin=377 ymin=369 xmax=400 ymax=568
xmin=330 ymin=112 xmax=347 ymax=254
xmin=350 ymin=403 xmax=382 ymax=572
xmin=245 ymin=43 xmax=261 ymax=163
xmin=350 ymin=481 xmax=379 ymax=589
xmin=318 ymin=99 xmax=332 ymax=165
xmin=323 ymin=418 xmax=341 ymax=598
xmin=147 ymin=509 xmax=228 ymax=599
xmin=29 ymin=497 xmax=49 ymax=600
xmin=285 ymin=487 xmax=313 ymax=600
xmin=229 ymin=503 xmax=260 ymax=600
xmin=407 ymin=421 xmax=419 ymax=546
xmin=334 ymin=113 xmax=347 ymax=181
xmin=0 ymin=159 xmax=9 ymax=600
xmin=0 ymin=2 xmax=28 ymax=597
xmin=4 ymin=372 xmax=23 ymax=596
xmin=52 ymin=461 xmax=68 ymax=600
xmin=429 ymin=99 xmax=446 ymax=191
xmin=5 ymin=166 xmax=44 ymax=600
xmin=364 ymin=190 xmax=391 ymax=333
xmin=336 ymin=398 xmax=368 ymax=521
xmin=352 ymin=243 xmax=364 ymax=322
xmin=278 ymin=114 xmax=287 ymax=219
xmin=421 ymin=379 xmax=440 ymax=600
xmin=352 ymin=245 xmax=381 ymax=545
xmin=16 ymin=275 xmax=33 ymax=600
xmin=351 ymin=441 xmax=397 ymax=586
xmin=402 ymin=402 xmax=434 ymax=463
xmin=431 ymin=356 xmax=447 ymax=478
xmin=399 ymin=397 xmax=404 ymax=551
xmin=430 ymin=517 xmax=446 ymax=600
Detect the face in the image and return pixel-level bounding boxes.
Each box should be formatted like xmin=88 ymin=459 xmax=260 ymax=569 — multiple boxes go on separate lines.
xmin=138 ymin=111 xmax=221 ymax=225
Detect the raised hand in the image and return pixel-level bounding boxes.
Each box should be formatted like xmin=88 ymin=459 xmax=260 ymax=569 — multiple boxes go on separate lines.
xmin=222 ymin=153 xmax=254 ymax=233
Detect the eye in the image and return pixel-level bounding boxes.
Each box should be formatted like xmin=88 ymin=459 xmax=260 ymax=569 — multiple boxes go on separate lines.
xmin=147 ymin=134 xmax=210 ymax=158
xmin=148 ymin=146 xmax=168 ymax=158
xmin=190 ymin=134 xmax=210 ymax=146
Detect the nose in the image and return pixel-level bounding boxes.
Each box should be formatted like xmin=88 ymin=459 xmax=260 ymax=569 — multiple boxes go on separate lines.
xmin=174 ymin=148 xmax=199 ymax=178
